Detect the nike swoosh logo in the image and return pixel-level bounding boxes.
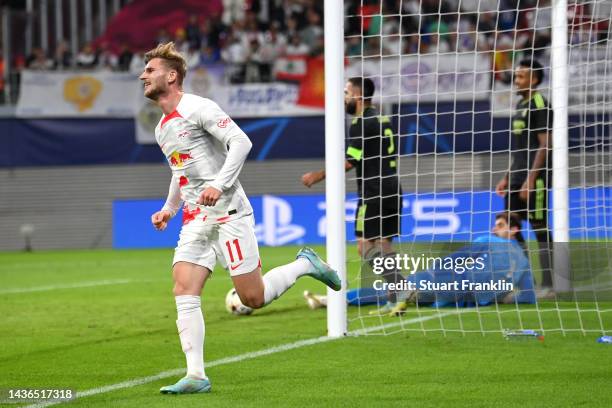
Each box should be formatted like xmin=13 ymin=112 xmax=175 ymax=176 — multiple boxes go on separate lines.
xmin=230 ymin=263 xmax=244 ymax=271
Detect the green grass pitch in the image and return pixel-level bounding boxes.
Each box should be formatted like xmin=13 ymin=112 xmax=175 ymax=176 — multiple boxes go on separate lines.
xmin=1 ymin=246 xmax=612 ymax=407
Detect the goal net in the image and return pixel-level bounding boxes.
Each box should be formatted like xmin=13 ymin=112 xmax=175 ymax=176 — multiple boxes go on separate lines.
xmin=338 ymin=0 xmax=612 ymax=336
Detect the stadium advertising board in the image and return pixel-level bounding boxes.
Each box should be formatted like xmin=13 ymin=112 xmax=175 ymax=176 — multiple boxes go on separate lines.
xmin=16 ymin=70 xmax=139 ymax=117
xmin=113 ymin=188 xmax=610 ymax=248
xmin=345 ymin=53 xmax=491 ymax=103
xmin=16 ymin=63 xmax=324 ymax=124
xmin=491 ymin=45 xmax=612 ymax=117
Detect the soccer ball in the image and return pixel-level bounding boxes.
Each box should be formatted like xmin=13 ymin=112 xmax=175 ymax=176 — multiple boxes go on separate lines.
xmin=225 ymin=288 xmax=253 ymax=316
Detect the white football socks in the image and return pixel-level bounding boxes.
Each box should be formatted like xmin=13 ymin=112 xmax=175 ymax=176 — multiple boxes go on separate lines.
xmin=175 ymin=295 xmax=206 ymax=380
xmin=173 ymin=259 xmax=312 ymax=378
xmin=263 ymin=258 xmax=312 ymax=305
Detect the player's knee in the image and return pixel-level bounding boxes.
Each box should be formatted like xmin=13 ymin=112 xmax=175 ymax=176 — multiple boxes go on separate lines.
xmin=239 ymin=292 xmax=264 ymax=309
xmin=172 ymin=283 xmax=186 ymax=296
xmin=244 ymin=296 xmax=265 ymax=309
xmin=173 ymin=282 xmax=198 ymax=296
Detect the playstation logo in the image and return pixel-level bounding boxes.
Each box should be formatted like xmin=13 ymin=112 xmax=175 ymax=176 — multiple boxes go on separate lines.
xmin=317 ymin=200 xmax=358 ymax=237
xmin=254 ymin=195 xmax=305 ymax=246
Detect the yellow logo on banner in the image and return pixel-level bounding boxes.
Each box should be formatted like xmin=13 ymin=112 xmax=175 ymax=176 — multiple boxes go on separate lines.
xmin=64 ymin=76 xmax=102 ymax=112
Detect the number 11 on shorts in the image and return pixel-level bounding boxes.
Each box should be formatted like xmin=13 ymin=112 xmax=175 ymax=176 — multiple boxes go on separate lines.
xmin=225 ymin=239 xmax=243 ymax=263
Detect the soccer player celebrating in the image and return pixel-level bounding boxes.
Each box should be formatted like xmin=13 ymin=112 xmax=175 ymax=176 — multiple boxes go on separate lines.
xmin=140 ymin=42 xmax=341 ymax=395
xmin=302 ymin=77 xmax=403 ymax=314
xmin=495 ymin=59 xmax=554 ymax=294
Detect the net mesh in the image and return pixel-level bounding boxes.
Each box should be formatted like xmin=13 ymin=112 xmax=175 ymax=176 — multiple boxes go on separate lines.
xmin=342 ymin=0 xmax=612 ymax=336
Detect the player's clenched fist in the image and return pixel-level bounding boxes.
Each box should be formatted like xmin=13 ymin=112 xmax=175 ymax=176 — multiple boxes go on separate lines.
xmin=197 ymin=186 xmax=222 ymax=206
xmin=301 ymin=171 xmax=324 ymax=188
xmin=495 ymin=177 xmax=508 ymax=197
xmin=151 ymin=210 xmax=172 ymax=231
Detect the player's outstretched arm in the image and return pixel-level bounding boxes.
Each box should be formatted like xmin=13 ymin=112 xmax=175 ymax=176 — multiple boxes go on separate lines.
xmin=302 ymin=170 xmax=325 ymax=187
xmin=302 ymin=161 xmax=353 ymax=188
xmin=495 ymin=175 xmax=508 ymax=197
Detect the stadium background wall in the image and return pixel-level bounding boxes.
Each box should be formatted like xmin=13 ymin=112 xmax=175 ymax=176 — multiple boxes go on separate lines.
xmin=1 ymin=106 xmax=607 ymax=166
xmin=0 ymin=153 xmax=600 ymax=251
xmin=0 ymin=102 xmax=606 ymax=250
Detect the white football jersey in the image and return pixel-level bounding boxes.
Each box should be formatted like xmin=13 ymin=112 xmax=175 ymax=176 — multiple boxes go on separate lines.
xmin=155 ymin=93 xmax=253 ymax=225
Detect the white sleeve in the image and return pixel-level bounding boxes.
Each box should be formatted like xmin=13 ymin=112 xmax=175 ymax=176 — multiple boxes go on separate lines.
xmin=209 ymin=133 xmax=252 ymax=192
xmin=197 ymin=100 xmax=253 ymax=192
xmin=198 ymin=99 xmax=245 ymax=145
xmin=161 ymin=175 xmax=182 ymax=217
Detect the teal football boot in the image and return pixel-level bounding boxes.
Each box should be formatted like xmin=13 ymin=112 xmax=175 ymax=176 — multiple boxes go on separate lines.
xmin=160 ymin=377 xmax=211 ymax=394
xmin=297 ymin=247 xmax=341 ymax=291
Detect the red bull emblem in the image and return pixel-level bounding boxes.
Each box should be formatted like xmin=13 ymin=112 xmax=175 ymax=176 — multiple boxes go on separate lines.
xmin=169 ymin=151 xmax=193 ymax=167
xmin=179 ymin=176 xmax=189 ymax=187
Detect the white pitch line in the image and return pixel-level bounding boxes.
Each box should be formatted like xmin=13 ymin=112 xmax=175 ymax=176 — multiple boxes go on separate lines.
xmin=0 ymin=279 xmax=135 ymax=295
xmin=24 ymin=310 xmax=459 ymax=408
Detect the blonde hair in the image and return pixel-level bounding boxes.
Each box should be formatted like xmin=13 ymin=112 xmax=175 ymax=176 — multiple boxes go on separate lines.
xmin=144 ymin=42 xmax=187 ymax=85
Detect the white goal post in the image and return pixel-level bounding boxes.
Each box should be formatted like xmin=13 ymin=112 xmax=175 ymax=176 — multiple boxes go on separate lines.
xmin=324 ymin=0 xmax=347 ymax=337
xmin=551 ymin=0 xmax=570 ymax=291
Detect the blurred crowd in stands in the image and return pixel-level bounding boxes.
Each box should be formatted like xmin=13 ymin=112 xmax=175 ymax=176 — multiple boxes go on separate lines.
xmin=0 ymin=0 xmax=609 ymax=99
xmin=20 ymin=0 xmax=326 ymax=84
xmin=345 ymin=0 xmax=608 ymax=84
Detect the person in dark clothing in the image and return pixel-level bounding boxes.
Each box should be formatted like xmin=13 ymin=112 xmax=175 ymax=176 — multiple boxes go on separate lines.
xmin=496 ymin=59 xmax=554 ymax=294
xmin=302 ymin=77 xmax=404 ymax=313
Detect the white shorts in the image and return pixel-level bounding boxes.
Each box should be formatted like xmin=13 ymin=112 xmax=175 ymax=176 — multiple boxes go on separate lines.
xmin=173 ymin=214 xmax=260 ymax=276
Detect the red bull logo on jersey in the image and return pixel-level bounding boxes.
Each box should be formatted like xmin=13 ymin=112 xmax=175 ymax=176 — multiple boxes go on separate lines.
xmin=169 ymin=151 xmax=193 ymax=167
